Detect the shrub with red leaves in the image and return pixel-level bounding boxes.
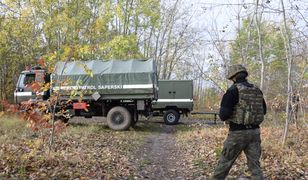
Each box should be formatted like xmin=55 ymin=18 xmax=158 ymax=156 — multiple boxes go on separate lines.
xmin=1 ymin=100 xmax=65 ymax=133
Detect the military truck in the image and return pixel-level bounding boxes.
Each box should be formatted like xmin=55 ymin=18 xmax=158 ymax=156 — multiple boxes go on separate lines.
xmin=152 ymin=80 xmax=193 ymax=125
xmin=15 ymin=59 xmax=158 ymax=130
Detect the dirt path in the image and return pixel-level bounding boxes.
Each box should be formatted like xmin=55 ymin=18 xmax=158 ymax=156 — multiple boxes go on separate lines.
xmin=69 ymin=117 xmax=217 ymax=179
xmin=135 ymin=124 xmax=187 ymax=179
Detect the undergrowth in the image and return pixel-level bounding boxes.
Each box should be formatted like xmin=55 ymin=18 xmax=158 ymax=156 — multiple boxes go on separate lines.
xmin=175 ymin=122 xmax=308 ymax=179
xmin=0 ymin=116 xmax=149 ymax=179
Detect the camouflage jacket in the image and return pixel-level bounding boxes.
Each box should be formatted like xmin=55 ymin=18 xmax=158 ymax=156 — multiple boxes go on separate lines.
xmin=219 ymin=79 xmax=267 ymax=131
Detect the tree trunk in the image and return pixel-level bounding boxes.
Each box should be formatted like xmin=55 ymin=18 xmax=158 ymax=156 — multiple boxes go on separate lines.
xmin=280 ymin=0 xmax=293 ymax=146
xmin=255 ymin=0 xmax=265 ymax=91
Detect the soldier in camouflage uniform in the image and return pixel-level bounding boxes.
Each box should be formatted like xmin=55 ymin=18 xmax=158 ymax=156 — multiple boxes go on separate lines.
xmin=213 ymin=64 xmax=267 ymax=180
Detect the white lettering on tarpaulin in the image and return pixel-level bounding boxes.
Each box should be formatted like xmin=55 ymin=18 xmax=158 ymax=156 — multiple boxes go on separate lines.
xmin=52 ymin=84 xmax=154 ymax=90
xmin=53 ymin=86 xmax=96 ymax=90
xmin=98 ymin=85 xmax=123 ymax=89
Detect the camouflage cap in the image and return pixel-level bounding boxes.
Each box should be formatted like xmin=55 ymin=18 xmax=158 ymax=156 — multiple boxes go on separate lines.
xmin=226 ymin=64 xmax=248 ymax=80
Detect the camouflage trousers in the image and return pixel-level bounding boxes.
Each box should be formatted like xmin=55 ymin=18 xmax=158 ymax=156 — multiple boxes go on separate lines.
xmin=213 ymin=129 xmax=264 ymax=180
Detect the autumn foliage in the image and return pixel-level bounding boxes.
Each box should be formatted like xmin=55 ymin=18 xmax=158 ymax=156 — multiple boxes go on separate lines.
xmin=1 ymin=100 xmax=65 ymax=133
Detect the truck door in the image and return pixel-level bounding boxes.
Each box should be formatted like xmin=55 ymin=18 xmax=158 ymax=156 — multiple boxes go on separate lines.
xmin=157 ymin=81 xmax=174 ymax=99
xmin=172 ymin=80 xmax=193 ymax=100
xmin=14 ymin=73 xmax=36 ymax=104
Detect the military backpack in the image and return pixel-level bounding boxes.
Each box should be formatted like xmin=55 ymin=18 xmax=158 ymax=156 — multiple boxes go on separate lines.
xmin=229 ymin=83 xmax=264 ymax=125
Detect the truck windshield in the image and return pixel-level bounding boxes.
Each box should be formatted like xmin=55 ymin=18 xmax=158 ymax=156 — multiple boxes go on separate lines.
xmin=18 ymin=73 xmax=35 ymax=88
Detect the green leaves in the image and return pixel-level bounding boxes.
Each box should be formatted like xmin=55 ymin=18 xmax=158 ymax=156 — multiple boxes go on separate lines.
xmin=230 ymin=17 xmax=289 ymax=103
xmin=0 ymin=0 xmax=162 ymax=100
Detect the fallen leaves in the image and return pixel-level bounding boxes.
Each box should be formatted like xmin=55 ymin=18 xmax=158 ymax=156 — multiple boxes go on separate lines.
xmin=0 ymin=118 xmax=147 ymax=179
xmin=175 ymin=123 xmax=308 ymax=179
xmin=0 ymin=117 xmax=307 ymax=179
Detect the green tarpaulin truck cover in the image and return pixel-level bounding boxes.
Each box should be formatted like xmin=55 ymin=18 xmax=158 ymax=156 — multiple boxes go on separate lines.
xmin=52 ymin=59 xmax=158 ymax=100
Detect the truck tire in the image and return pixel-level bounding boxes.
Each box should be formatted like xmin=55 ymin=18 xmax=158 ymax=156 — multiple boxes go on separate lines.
xmin=163 ymin=110 xmax=180 ymax=125
xmin=107 ymin=106 xmax=131 ymax=130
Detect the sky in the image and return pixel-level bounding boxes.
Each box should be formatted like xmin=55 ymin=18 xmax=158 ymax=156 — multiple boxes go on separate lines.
xmin=181 ymin=0 xmax=308 ymax=61
xmin=175 ymin=0 xmax=308 ymax=85
xmin=188 ymin=0 xmax=308 ymax=41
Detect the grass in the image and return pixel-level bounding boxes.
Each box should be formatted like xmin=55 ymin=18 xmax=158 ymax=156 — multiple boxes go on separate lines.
xmin=175 ymin=123 xmax=194 ymax=132
xmin=0 ymin=115 xmax=27 ymax=131
xmin=189 ymin=113 xmax=218 ymax=120
xmin=139 ymin=158 xmax=152 ymax=168
xmin=0 ymin=116 xmax=31 ymax=145
xmin=67 ymin=123 xmax=110 ymax=134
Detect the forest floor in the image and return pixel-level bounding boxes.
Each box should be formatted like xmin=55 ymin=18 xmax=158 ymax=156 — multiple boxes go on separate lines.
xmin=0 ymin=115 xmax=307 ymax=179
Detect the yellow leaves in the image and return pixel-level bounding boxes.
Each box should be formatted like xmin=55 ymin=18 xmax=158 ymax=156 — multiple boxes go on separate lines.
xmin=63 ymin=46 xmax=73 ymax=59
xmin=33 ymin=139 xmax=44 ymax=149
xmin=42 ymin=83 xmax=51 ymax=92
xmin=49 ymin=52 xmax=57 ymax=61
xmin=79 ymin=45 xmax=89 ymax=55
xmin=100 ymin=35 xmax=143 ymax=59
xmin=20 ymin=6 xmax=32 ymax=19
xmin=3 ymin=0 xmax=18 ymax=10
xmin=45 ymin=45 xmax=99 ymax=63
xmin=93 ymin=17 xmax=108 ymax=33
xmin=0 ymin=111 xmax=4 ymax=118
xmin=70 ymin=90 xmax=77 ymax=97
xmin=115 ymin=4 xmax=125 ymax=21
xmin=78 ymin=93 xmax=84 ymax=103
xmin=42 ymin=113 xmax=51 ymax=121
xmin=76 ymin=62 xmax=94 ymax=78
xmin=45 ymin=45 xmax=86 ymax=64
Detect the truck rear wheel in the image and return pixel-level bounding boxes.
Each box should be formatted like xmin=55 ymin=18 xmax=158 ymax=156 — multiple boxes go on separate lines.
xmin=163 ymin=110 xmax=180 ymax=125
xmin=107 ymin=106 xmax=131 ymax=130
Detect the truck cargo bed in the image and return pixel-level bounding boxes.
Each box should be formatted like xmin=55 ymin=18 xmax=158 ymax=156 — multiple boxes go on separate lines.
xmin=52 ymin=59 xmax=158 ymax=100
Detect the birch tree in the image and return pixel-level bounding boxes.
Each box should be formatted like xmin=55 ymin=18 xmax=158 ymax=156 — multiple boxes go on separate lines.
xmin=254 ymin=0 xmax=265 ymax=91
xmin=280 ymin=0 xmax=293 ymax=145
